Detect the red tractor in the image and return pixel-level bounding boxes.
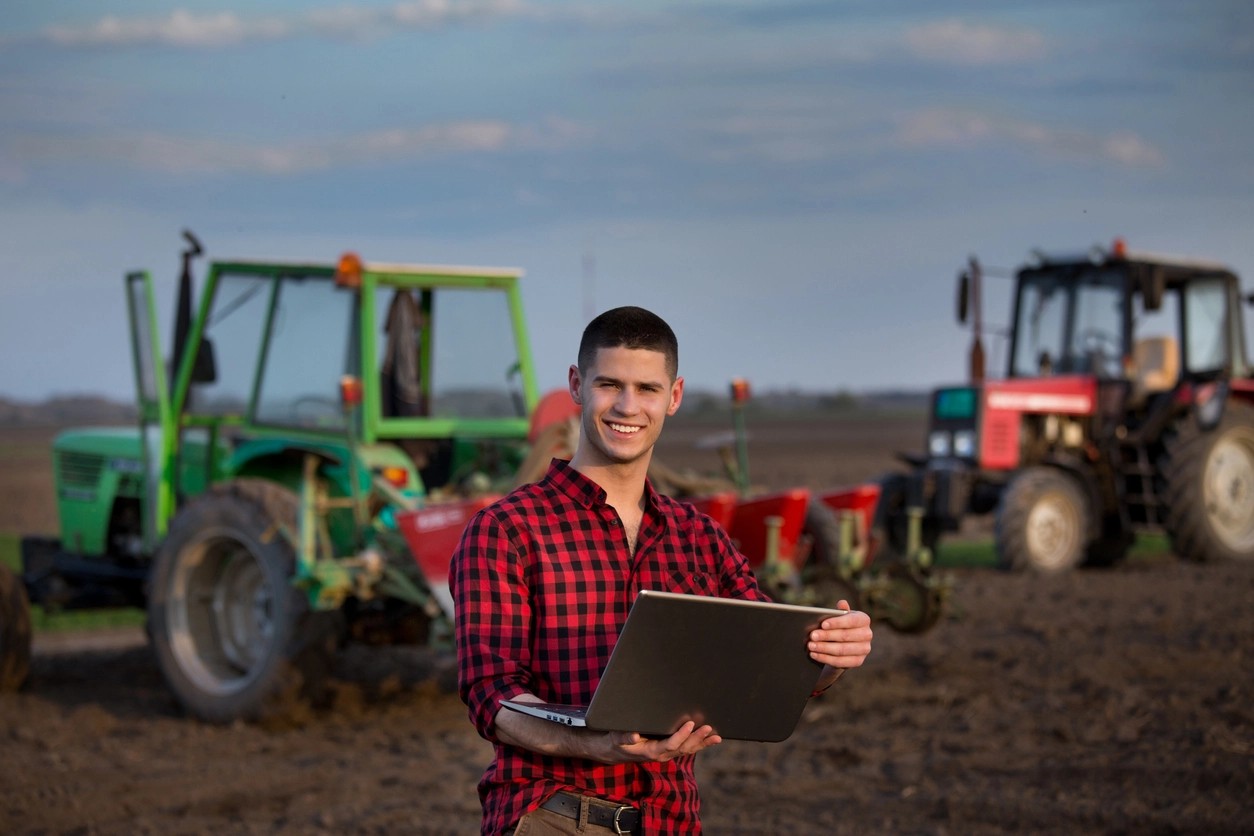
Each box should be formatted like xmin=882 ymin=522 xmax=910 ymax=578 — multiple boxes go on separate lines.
xmin=879 ymin=239 xmax=1254 ymax=573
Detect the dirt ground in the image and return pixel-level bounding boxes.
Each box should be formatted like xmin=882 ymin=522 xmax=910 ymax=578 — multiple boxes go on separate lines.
xmin=2 ymin=416 xmax=1253 ymax=835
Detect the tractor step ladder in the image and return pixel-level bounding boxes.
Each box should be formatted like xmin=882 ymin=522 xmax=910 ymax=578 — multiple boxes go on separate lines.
xmin=1117 ymin=443 xmax=1163 ymax=529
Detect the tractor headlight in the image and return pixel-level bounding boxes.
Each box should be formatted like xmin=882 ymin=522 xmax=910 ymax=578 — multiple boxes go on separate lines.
xmin=928 ymin=430 xmax=952 ymax=457
xmin=953 ymin=430 xmax=977 ymax=458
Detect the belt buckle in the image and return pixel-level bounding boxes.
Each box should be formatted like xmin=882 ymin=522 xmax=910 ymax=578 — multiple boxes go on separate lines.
xmin=612 ymin=805 xmax=632 ymax=834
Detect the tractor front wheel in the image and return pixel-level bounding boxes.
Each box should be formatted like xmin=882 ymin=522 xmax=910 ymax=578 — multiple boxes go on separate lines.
xmin=0 ymin=563 xmax=32 ymax=692
xmin=1162 ymin=401 xmax=1254 ymax=562
xmin=147 ymin=479 xmax=341 ymax=724
xmin=995 ymin=467 xmax=1089 ymax=573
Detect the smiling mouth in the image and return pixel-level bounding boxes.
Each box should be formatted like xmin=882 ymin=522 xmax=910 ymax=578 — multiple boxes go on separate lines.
xmin=609 ymin=423 xmax=641 ymax=434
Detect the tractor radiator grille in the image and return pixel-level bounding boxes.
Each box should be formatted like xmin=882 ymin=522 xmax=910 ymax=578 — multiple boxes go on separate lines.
xmin=982 ymin=415 xmax=1018 ymax=468
xmin=58 ymin=451 xmax=105 ymax=488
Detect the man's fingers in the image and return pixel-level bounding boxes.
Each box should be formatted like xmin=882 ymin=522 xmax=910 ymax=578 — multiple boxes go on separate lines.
xmin=611 ymin=721 xmax=722 ymax=762
xmin=666 ymin=721 xmax=720 ymax=754
xmin=808 ymin=608 xmax=873 ymax=669
xmin=665 ymin=721 xmax=697 ymax=747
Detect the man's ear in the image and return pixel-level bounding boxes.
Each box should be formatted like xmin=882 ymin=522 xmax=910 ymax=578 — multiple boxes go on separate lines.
xmin=667 ymin=376 xmax=685 ymax=416
xmin=568 ymin=364 xmax=582 ymax=404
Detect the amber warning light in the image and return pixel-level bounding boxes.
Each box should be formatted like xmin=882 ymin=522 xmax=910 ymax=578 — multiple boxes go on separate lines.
xmin=340 ymin=375 xmax=363 ymax=407
xmin=335 ymin=251 xmax=363 ymax=288
xmin=380 ymin=466 xmax=409 ymax=489
xmin=730 ymin=378 xmax=751 ymax=404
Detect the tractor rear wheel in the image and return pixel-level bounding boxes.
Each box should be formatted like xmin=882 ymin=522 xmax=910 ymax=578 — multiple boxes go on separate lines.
xmin=147 ymin=479 xmax=341 ymax=724
xmin=995 ymin=467 xmax=1089 ymax=573
xmin=1162 ymin=401 xmax=1254 ymax=562
xmin=0 ymin=563 xmax=32 ymax=692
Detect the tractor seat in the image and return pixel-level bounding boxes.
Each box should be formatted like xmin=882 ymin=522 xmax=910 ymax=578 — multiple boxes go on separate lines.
xmin=1130 ymin=335 xmax=1179 ymax=405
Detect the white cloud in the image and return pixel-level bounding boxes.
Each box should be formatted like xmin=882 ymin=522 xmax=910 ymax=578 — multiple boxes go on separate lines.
xmin=904 ymin=19 xmax=1047 ymax=65
xmin=393 ymin=0 xmax=526 ymax=27
xmin=897 ymin=108 xmax=1165 ymax=168
xmin=9 ymin=118 xmax=587 ymax=176
xmin=44 ymin=10 xmax=290 ymax=49
xmin=28 ymin=2 xmax=545 ymax=50
xmin=1100 ymin=133 xmax=1165 ymax=168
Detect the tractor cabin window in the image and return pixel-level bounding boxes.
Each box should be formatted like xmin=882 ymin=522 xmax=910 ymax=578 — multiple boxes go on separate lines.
xmin=192 ymin=273 xmax=271 ymax=417
xmin=1011 ymin=269 xmax=1124 ymax=379
xmin=374 ymin=286 xmax=526 ymax=421
xmin=1183 ymin=278 xmax=1228 ymax=375
xmin=252 ymin=274 xmax=357 ymax=430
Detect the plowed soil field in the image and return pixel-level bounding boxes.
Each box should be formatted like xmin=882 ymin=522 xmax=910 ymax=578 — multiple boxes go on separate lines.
xmin=3 ymin=416 xmax=1252 ymax=835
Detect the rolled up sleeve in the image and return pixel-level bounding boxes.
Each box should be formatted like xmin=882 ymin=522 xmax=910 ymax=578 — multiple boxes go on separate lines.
xmin=451 ymin=507 xmax=533 ymax=741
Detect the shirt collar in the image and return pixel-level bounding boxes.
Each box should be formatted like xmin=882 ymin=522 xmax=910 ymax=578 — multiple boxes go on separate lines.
xmin=545 ymin=458 xmax=663 ymax=515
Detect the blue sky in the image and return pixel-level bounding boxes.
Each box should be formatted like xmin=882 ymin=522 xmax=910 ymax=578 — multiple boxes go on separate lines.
xmin=2 ymin=1 xmax=1252 ymax=402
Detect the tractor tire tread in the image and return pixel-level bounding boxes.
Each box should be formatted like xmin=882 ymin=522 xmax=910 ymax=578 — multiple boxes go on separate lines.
xmin=995 ymin=466 xmax=1089 ymax=573
xmin=1161 ymin=401 xmax=1254 ymax=562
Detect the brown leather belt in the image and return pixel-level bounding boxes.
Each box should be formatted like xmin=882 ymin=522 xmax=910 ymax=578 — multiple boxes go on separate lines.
xmin=540 ymin=791 xmax=640 ymax=833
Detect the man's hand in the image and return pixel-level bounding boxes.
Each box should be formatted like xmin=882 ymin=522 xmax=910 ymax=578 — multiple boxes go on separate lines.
xmin=607 ymin=721 xmax=722 ymax=763
xmin=808 ymin=599 xmax=873 ymax=668
xmin=807 ymin=600 xmax=872 ymax=694
xmin=494 ymin=697 xmax=722 ymax=765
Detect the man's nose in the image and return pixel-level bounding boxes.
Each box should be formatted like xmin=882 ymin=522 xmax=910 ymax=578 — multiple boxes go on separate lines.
xmin=614 ymin=388 xmax=640 ymax=414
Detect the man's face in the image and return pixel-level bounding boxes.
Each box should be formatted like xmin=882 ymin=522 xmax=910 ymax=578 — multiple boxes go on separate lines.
xmin=569 ymin=345 xmax=683 ymax=468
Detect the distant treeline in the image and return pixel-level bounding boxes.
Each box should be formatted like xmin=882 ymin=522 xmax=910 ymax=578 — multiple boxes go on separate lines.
xmin=0 ymin=396 xmax=138 ymax=427
xmin=0 ymin=389 xmax=929 ymax=427
xmin=682 ymin=387 xmax=927 ymax=414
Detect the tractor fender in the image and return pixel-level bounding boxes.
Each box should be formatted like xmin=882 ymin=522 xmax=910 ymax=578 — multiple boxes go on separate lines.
xmin=1191 ymin=380 xmax=1229 ymax=432
xmin=230 ymin=438 xmax=345 ymax=470
xmin=1182 ymin=379 xmax=1254 ymax=432
xmin=228 ymin=439 xmax=351 ymax=494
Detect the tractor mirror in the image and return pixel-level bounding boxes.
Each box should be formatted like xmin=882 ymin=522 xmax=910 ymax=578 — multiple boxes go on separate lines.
xmin=957 ymin=271 xmax=970 ymax=324
xmin=1140 ymin=266 xmax=1166 ymax=312
xmin=192 ymin=337 xmax=217 ymax=384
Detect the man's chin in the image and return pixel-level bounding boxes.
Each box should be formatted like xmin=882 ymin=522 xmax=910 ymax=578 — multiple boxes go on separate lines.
xmin=592 ymin=438 xmax=649 ymax=466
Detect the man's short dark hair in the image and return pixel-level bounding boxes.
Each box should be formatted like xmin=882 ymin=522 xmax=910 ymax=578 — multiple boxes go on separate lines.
xmin=578 ymin=306 xmax=679 ymax=379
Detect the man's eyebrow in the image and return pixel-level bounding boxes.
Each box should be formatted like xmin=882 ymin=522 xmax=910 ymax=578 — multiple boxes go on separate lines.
xmin=591 ymin=373 xmax=666 ymax=389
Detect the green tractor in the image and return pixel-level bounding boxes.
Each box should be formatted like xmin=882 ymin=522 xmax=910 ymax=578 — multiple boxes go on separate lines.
xmin=4 ymin=232 xmax=574 ymax=723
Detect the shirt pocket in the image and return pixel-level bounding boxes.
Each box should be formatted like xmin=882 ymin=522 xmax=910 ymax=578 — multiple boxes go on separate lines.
xmin=665 ymin=569 xmax=719 ymax=598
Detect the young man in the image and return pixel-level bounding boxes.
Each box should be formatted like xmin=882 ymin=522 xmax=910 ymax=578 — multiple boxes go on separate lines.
xmin=452 ymin=306 xmax=873 ymax=835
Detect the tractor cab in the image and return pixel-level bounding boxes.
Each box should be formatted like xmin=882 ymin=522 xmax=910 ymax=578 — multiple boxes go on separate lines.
xmin=124 ymin=241 xmax=540 ymax=556
xmin=1005 ymin=241 xmax=1249 ymax=403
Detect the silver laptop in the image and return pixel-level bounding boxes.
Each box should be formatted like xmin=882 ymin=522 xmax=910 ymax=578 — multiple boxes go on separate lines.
xmin=500 ymin=589 xmax=847 ymax=743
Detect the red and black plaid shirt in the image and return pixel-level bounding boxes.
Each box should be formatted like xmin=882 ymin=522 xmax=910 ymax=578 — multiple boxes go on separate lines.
xmin=452 ymin=459 xmax=767 ymax=835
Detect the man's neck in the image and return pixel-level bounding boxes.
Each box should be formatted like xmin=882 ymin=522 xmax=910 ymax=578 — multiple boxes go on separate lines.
xmin=570 ymin=451 xmax=651 ymax=518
